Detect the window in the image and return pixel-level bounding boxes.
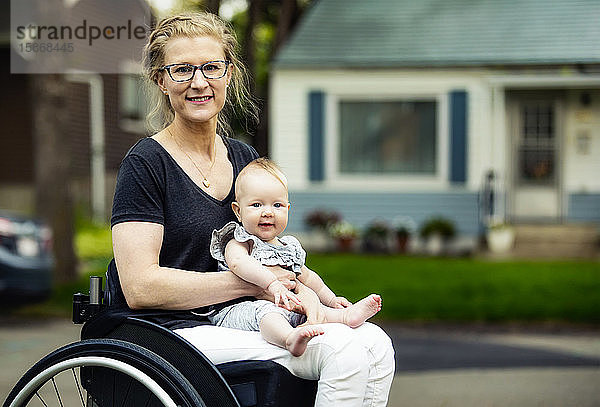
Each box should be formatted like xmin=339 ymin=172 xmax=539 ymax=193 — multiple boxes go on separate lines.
xmin=119 ymin=73 xmax=148 ymax=132
xmin=517 ymin=103 xmax=556 ymax=186
xmin=339 ymin=100 xmax=437 ymax=175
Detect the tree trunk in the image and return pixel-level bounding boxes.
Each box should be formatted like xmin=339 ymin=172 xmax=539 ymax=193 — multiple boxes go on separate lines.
xmin=243 ymin=0 xmax=263 ymax=93
xmin=33 ymin=75 xmax=77 ymax=284
xmin=253 ymin=0 xmax=299 ymax=156
xmin=204 ymin=0 xmax=221 ymax=16
xmin=273 ymin=0 xmax=298 ymax=54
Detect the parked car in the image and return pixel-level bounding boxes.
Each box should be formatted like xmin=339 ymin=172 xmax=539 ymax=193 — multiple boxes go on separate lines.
xmin=0 ymin=211 xmax=53 ymax=304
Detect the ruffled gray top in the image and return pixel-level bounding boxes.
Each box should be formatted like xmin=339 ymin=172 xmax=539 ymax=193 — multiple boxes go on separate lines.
xmin=210 ymin=221 xmax=306 ymax=275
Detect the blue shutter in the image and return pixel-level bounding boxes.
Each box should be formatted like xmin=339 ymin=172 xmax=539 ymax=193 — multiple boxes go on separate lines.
xmin=308 ymin=91 xmax=325 ymax=182
xmin=449 ymin=90 xmax=468 ymax=184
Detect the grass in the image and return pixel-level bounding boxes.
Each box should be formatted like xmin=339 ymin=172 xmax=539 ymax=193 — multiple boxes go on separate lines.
xmin=306 ymin=253 xmax=600 ymax=324
xmin=13 ymin=221 xmax=600 ymax=324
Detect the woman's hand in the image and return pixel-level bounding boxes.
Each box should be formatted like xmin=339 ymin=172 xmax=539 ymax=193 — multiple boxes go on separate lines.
xmin=266 ymin=280 xmax=301 ymax=311
xmin=265 ymin=266 xmax=297 ymax=290
xmin=255 ymin=265 xmax=297 ymax=303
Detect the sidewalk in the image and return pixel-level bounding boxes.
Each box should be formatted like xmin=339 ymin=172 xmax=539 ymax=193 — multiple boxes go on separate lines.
xmin=385 ymin=324 xmax=600 ymax=407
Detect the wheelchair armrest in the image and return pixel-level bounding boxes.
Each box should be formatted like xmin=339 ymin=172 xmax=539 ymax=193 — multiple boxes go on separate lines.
xmin=73 ymin=276 xmax=106 ymax=324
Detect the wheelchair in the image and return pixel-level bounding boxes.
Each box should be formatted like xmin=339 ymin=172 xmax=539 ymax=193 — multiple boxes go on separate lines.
xmin=4 ymin=276 xmax=317 ymax=407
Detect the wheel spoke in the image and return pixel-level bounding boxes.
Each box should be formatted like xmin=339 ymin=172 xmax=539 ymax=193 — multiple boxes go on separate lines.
xmin=51 ymin=377 xmax=64 ymax=407
xmin=72 ymin=367 xmax=85 ymax=406
xmin=119 ymin=378 xmax=133 ymax=407
xmin=35 ymin=392 xmax=49 ymax=407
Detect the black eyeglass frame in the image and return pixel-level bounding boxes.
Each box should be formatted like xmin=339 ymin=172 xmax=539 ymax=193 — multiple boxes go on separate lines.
xmin=161 ymin=60 xmax=231 ymax=82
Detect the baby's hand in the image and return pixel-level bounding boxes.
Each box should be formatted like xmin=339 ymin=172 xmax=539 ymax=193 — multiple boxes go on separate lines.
xmin=329 ymin=296 xmax=352 ymax=309
xmin=267 ymin=280 xmax=301 ymax=311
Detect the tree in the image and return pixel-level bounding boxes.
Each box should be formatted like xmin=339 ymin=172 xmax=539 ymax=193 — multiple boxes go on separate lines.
xmin=33 ymin=75 xmax=77 ymax=284
xmin=228 ymin=0 xmax=312 ymax=155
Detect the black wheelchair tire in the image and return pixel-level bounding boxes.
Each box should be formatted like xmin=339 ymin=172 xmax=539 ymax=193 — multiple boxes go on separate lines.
xmin=3 ymin=338 xmax=206 ymax=407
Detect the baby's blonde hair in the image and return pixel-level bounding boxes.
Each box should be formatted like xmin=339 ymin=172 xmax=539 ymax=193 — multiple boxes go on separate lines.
xmin=235 ymin=158 xmax=288 ymax=200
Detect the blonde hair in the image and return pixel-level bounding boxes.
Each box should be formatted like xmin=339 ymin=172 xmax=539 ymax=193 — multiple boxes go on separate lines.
xmin=235 ymin=158 xmax=288 ymax=200
xmin=142 ymin=12 xmax=257 ymax=135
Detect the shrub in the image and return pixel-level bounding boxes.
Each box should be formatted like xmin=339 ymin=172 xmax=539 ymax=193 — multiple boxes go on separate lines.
xmin=420 ymin=216 xmax=456 ymax=239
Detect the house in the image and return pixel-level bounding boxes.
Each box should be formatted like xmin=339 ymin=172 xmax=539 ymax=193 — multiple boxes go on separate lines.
xmin=0 ymin=0 xmax=152 ymax=221
xmin=270 ymin=0 xmax=600 ymax=245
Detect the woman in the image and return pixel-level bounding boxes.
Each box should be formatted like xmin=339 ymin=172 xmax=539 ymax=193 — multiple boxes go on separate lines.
xmin=108 ymin=12 xmax=395 ymax=406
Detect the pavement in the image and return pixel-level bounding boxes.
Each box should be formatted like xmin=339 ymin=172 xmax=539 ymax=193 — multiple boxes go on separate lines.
xmin=384 ymin=322 xmax=600 ymax=407
xmin=1 ymin=317 xmax=598 ymax=406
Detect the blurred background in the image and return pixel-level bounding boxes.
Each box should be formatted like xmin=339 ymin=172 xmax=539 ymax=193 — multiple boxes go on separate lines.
xmin=0 ymin=0 xmax=598 ymax=406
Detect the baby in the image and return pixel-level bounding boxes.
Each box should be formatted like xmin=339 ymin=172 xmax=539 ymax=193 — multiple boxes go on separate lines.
xmin=209 ymin=158 xmax=382 ymax=356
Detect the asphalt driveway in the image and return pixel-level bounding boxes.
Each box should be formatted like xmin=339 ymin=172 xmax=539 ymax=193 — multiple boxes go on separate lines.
xmin=1 ymin=318 xmax=598 ymax=406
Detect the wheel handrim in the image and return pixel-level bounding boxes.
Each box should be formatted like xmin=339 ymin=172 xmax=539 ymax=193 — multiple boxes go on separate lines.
xmin=10 ymin=356 xmax=178 ymax=407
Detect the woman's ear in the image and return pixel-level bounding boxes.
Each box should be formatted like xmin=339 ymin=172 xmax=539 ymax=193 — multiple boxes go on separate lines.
xmin=231 ymin=201 xmax=242 ymax=222
xmin=157 ymin=77 xmax=168 ymax=95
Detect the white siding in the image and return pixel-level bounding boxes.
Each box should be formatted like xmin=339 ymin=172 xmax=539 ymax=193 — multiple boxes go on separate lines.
xmin=270 ymin=69 xmax=496 ymax=193
xmin=270 ymin=68 xmax=600 ymax=200
xmin=564 ymin=89 xmax=600 ymax=193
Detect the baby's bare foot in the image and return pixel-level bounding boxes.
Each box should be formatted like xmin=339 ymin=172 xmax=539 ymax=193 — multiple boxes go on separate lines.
xmin=343 ymin=294 xmax=382 ymax=328
xmin=285 ymin=326 xmax=324 ymax=356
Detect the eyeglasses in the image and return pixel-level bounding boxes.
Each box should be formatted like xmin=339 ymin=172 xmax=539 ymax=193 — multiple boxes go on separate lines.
xmin=161 ymin=60 xmax=230 ymax=82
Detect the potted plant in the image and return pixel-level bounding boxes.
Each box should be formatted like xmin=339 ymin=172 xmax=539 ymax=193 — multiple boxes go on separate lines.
xmin=305 ymin=209 xmax=341 ymax=231
xmin=486 ymin=220 xmax=515 ymax=253
xmin=304 ymin=209 xmax=341 ymax=251
xmin=392 ymin=216 xmax=416 ymax=253
xmin=328 ymin=220 xmax=359 ymax=252
xmin=419 ymin=216 xmax=456 ymax=255
xmin=362 ymin=220 xmax=391 ymax=253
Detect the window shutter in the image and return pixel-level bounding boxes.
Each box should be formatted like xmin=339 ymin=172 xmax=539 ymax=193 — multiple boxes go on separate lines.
xmin=449 ymin=90 xmax=468 ymax=184
xmin=308 ymin=91 xmax=325 ymax=182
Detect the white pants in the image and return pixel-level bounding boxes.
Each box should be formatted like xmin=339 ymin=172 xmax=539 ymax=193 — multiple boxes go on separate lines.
xmin=175 ymin=322 xmax=395 ymax=407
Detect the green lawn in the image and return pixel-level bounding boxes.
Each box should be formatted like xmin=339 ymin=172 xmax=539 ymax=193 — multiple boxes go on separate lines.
xmin=306 ymin=254 xmax=600 ymax=323
xmin=15 ymin=222 xmax=600 ymax=324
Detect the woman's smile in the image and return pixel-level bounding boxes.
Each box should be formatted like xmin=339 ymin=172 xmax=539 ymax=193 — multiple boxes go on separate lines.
xmin=186 ymin=95 xmax=213 ymax=103
xmin=159 ymin=36 xmax=231 ymax=126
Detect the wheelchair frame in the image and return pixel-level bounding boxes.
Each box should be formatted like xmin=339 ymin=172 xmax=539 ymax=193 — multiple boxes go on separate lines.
xmin=3 ymin=277 xmax=317 ymax=407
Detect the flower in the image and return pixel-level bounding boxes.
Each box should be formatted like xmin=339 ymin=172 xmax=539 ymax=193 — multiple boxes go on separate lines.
xmin=305 ymin=209 xmax=341 ymax=230
xmin=327 ymin=220 xmax=359 ymax=239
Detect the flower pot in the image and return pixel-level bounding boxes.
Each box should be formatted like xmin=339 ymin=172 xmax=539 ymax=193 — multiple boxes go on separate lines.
xmin=487 ymin=227 xmax=515 ymax=253
xmin=396 ymin=234 xmax=409 ymax=253
xmin=425 ymin=233 xmax=444 ymax=256
xmin=336 ymin=237 xmax=355 ymax=252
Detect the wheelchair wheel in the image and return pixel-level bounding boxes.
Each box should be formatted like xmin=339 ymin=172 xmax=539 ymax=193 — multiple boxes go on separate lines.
xmin=4 ymin=338 xmax=205 ymax=407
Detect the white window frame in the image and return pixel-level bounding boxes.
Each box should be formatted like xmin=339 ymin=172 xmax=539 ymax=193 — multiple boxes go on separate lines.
xmin=119 ymin=60 xmax=147 ymax=134
xmin=325 ymin=92 xmax=449 ymax=190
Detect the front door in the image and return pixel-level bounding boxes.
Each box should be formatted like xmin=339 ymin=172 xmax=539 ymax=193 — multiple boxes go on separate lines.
xmin=509 ymin=92 xmax=563 ymax=221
